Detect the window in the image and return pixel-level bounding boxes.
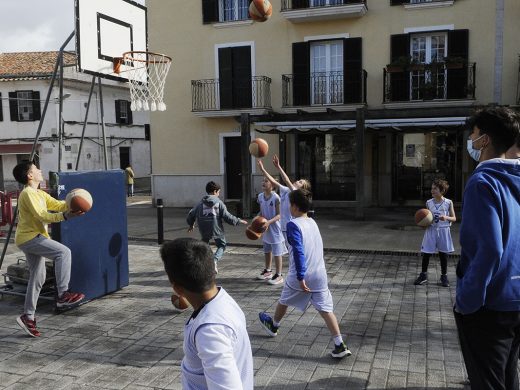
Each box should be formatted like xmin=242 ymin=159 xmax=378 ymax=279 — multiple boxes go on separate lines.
xmin=8 ymin=91 xmax=41 ymax=122
xmin=410 ymin=33 xmax=447 ymax=100
xmin=310 ymin=41 xmax=343 ymax=104
xmin=67 ymin=163 xmax=73 ymax=170
xmin=310 ymin=0 xmax=343 ymax=6
xmin=115 ymin=100 xmax=133 ymax=124
xmin=220 ymin=0 xmax=249 ymax=21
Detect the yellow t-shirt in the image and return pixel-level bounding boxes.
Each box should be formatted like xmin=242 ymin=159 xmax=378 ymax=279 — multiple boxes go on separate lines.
xmin=15 ymin=186 xmax=68 ymax=246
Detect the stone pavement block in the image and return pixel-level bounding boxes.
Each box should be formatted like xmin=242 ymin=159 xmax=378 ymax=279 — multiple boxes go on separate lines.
xmin=0 ymin=352 xmax=59 ymax=375
xmin=15 ymin=372 xmax=75 ymax=390
xmin=0 ymin=372 xmax=23 ymax=388
xmin=366 ymin=368 xmax=388 ymax=388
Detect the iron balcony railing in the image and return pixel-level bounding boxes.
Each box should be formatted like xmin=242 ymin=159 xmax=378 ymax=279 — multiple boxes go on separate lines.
xmin=383 ymin=62 xmax=476 ymax=103
xmin=191 ymin=76 xmax=271 ymax=112
xmin=406 ymin=0 xmax=455 ymax=4
xmin=282 ymin=70 xmax=367 ymax=107
xmin=281 ymin=0 xmax=367 ymax=11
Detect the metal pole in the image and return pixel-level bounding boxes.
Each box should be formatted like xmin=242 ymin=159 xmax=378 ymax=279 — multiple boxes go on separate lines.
xmin=157 ymin=198 xmax=164 ymax=244
xmin=355 ymin=107 xmax=366 ymax=220
xmin=75 ymin=77 xmax=96 ymax=170
xmin=57 ymin=52 xmax=64 ymax=172
xmin=97 ymin=77 xmax=109 ymax=170
xmin=0 ymin=31 xmax=74 ymax=271
xmin=240 ymin=113 xmax=252 ymax=218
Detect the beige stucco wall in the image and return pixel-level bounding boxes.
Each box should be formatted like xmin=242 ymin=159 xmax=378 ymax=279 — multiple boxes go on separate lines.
xmin=146 ymin=0 xmax=518 ymax=205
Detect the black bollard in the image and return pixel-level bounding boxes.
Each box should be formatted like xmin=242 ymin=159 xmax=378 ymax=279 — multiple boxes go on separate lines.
xmin=157 ymin=198 xmax=164 ymax=245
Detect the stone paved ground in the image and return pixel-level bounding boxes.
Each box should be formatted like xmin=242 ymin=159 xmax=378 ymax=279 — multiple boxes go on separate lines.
xmin=0 ymin=245 xmax=466 ymax=389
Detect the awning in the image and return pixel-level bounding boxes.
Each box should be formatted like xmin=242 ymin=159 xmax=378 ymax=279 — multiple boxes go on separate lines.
xmin=0 ymin=144 xmax=39 ymax=155
xmin=254 ymin=117 xmax=468 ymax=133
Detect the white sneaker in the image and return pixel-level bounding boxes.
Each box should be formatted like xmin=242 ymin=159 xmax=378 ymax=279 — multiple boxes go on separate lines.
xmin=257 ymin=269 xmax=272 ymax=280
xmin=268 ymin=274 xmax=284 ymax=285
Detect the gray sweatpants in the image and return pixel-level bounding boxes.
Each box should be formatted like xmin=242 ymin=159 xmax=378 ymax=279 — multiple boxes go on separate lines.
xmin=18 ymin=234 xmax=71 ymax=320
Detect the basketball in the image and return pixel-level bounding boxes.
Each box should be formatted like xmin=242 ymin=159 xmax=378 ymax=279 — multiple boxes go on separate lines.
xmin=246 ymin=226 xmax=262 ymax=240
xmin=65 ymin=188 xmax=93 ymax=213
xmin=251 ymin=216 xmax=268 ymax=233
xmin=171 ymin=294 xmax=190 ymax=310
xmin=249 ymin=138 xmax=269 ymax=158
xmin=415 ymin=208 xmax=433 ymax=227
xmin=249 ymin=0 xmax=272 ymax=22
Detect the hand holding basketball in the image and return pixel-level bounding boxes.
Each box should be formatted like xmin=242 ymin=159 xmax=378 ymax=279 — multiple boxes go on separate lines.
xmin=415 ymin=208 xmax=433 ymax=228
xmin=66 ymin=188 xmax=93 ymax=213
xmin=251 ymin=216 xmax=268 ymax=233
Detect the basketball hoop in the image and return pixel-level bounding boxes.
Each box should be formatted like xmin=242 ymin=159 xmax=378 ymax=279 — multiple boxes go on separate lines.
xmin=113 ymin=51 xmax=172 ymax=111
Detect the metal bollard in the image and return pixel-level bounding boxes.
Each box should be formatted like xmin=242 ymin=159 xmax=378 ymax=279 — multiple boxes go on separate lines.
xmin=157 ymin=198 xmax=164 ymax=245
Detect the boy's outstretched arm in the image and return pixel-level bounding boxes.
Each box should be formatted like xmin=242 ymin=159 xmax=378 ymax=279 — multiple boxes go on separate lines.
xmin=186 ymin=206 xmax=197 ymax=232
xmin=273 ymin=155 xmax=295 ymax=190
xmin=257 ymin=160 xmax=280 ymax=189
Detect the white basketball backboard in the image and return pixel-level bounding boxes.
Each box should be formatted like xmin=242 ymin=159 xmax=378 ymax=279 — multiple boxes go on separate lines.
xmin=75 ymin=0 xmax=147 ymax=81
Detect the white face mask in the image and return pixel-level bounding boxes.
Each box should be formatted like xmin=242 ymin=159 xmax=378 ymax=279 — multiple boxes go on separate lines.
xmin=467 ymin=134 xmax=486 ymax=162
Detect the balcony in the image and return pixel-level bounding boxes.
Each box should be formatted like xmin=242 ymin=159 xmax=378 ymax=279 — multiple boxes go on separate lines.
xmin=282 ymin=70 xmax=367 ymax=112
xmin=383 ymin=63 xmax=476 ymax=108
xmin=401 ymin=0 xmax=455 ymax=10
xmin=281 ymin=0 xmax=367 ymax=23
xmin=191 ymin=76 xmax=272 ymax=117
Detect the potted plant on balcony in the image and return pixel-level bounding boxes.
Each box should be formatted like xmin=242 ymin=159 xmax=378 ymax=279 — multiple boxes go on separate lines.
xmin=443 ymin=56 xmax=466 ymax=69
xmin=386 ymin=56 xmax=410 ymax=73
xmin=409 ymin=59 xmax=425 ymax=71
xmin=422 ymin=82 xmax=437 ymax=100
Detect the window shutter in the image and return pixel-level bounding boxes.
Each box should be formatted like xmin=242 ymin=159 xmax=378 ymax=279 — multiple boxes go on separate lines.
xmin=232 ymin=46 xmax=252 ymax=108
xmin=390 ymin=0 xmax=407 ymax=5
xmin=32 ymin=91 xmax=41 ymax=120
xmin=202 ymin=0 xmax=219 ymax=23
xmin=389 ymin=34 xmax=410 ymax=102
xmin=292 ymin=42 xmax=310 ymax=106
xmin=115 ymin=100 xmax=122 ymax=124
xmin=343 ymin=38 xmax=363 ymax=104
xmin=447 ymin=29 xmax=469 ymax=99
xmin=292 ymin=0 xmax=309 ymax=9
xmin=0 ymin=93 xmax=3 ymax=121
xmin=219 ymin=47 xmax=234 ymax=109
xmin=127 ymin=101 xmax=133 ymax=124
xmin=9 ymin=92 xmax=18 ymax=121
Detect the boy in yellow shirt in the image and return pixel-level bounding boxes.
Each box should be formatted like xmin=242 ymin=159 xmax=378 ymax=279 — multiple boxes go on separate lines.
xmin=13 ymin=161 xmax=85 ymax=337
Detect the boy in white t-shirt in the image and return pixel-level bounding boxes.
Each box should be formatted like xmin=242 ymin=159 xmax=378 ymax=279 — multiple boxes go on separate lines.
xmin=160 ymin=238 xmax=254 ymax=389
xmin=256 ymin=177 xmax=287 ymax=285
xmin=258 ymin=189 xmax=352 ymax=359
xmin=257 ymin=156 xmax=310 ymax=244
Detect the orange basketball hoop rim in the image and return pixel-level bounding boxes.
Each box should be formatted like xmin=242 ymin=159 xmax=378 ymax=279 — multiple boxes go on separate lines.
xmin=113 ymin=51 xmax=172 ymax=74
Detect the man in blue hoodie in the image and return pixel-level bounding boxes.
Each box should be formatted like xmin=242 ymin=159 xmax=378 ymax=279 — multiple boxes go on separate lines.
xmin=455 ymin=107 xmax=520 ymax=389
xmin=187 ymin=181 xmax=247 ymax=273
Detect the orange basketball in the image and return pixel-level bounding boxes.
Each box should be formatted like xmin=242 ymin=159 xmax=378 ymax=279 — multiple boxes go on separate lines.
xmin=249 ymin=138 xmax=269 ymax=158
xmin=171 ymin=294 xmax=190 ymax=310
xmin=415 ymin=208 xmax=433 ymax=228
xmin=249 ymin=0 xmax=272 ymax=22
xmin=251 ymin=216 xmax=268 ymax=233
xmin=245 ymin=226 xmax=262 ymax=240
xmin=65 ymin=188 xmax=93 ymax=213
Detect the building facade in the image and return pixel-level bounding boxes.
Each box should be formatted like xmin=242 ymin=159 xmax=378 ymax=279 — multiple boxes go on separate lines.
xmin=0 ymin=52 xmax=151 ymax=191
xmin=147 ymin=0 xmax=520 ymax=211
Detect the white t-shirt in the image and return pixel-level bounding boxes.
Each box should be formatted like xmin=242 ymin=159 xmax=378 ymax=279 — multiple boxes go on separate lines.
xmin=182 ymin=288 xmax=254 ymax=390
xmin=258 ymin=192 xmax=284 ymax=244
xmin=279 ymin=185 xmax=292 ymax=232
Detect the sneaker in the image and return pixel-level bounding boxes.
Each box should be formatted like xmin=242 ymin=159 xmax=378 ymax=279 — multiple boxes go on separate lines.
xmin=267 ymin=273 xmax=284 ymax=285
xmin=331 ymin=342 xmax=352 ymax=359
xmin=414 ymin=272 xmax=428 ymax=285
xmin=258 ymin=312 xmax=278 ymax=337
xmin=439 ymin=274 xmax=450 ymax=287
xmin=16 ymin=314 xmax=41 ymax=337
xmin=56 ymin=291 xmax=85 ymax=309
xmin=256 ymin=269 xmax=272 ymax=280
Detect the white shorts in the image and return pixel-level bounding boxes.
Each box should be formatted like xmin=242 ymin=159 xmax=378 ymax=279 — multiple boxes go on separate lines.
xmin=421 ymin=227 xmax=454 ymax=254
xmin=279 ymin=284 xmax=333 ymax=313
xmin=263 ymin=242 xmax=288 ymax=257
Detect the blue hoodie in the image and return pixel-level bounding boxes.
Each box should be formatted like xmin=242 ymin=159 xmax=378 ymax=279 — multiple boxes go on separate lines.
xmin=456 ymin=158 xmax=520 ymax=314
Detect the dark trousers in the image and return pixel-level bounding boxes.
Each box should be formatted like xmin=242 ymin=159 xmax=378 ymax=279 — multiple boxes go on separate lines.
xmin=422 ymin=252 xmax=448 ymax=274
xmin=454 ymin=308 xmax=520 ymax=390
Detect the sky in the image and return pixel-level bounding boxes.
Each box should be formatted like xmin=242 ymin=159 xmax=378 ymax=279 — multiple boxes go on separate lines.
xmin=0 ymin=0 xmax=145 ymax=53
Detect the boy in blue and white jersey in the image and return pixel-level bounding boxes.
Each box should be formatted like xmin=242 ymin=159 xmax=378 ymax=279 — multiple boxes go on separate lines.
xmin=160 ymin=238 xmax=253 ymax=390
xmin=256 ymin=176 xmax=287 ymax=285
xmin=258 ymin=189 xmax=352 ymax=359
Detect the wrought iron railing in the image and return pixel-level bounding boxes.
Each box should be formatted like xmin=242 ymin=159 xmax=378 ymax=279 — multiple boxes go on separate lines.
xmin=191 ymin=76 xmax=271 ymax=112
xmin=282 ymin=70 xmax=367 ymax=107
xmin=281 ymin=0 xmax=367 ymax=11
xmin=383 ymin=62 xmax=476 ymax=103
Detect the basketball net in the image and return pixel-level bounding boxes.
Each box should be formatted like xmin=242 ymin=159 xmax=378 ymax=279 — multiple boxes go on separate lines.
xmin=115 ymin=51 xmax=172 ymax=112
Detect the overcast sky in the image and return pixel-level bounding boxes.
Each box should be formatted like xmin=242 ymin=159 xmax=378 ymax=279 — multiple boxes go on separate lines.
xmin=0 ymin=0 xmax=145 ymax=53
